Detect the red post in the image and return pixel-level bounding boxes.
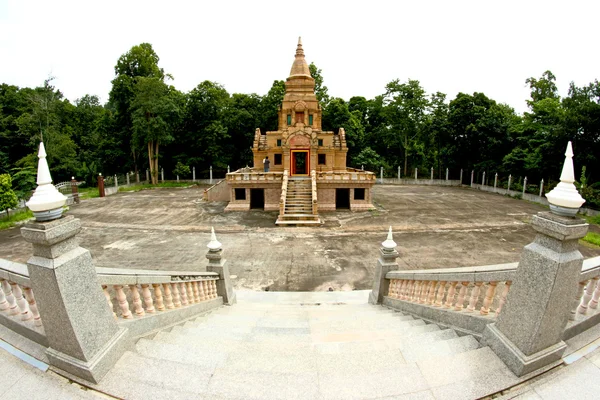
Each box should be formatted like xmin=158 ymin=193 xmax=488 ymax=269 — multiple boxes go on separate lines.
xmin=71 ymin=176 xmax=80 ymax=204
xmin=98 ymin=174 xmax=105 ymax=197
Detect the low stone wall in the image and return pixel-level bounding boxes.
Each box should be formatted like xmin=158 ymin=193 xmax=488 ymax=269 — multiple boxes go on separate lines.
xmin=204 ymin=180 xmax=229 ymax=202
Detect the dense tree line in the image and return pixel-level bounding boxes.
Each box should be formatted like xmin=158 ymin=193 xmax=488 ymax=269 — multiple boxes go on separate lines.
xmin=1 ymin=43 xmax=599 ymax=207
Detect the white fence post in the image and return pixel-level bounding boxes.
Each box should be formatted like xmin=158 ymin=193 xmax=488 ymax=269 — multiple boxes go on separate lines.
xmin=161 ymin=168 xmax=164 ymax=182
xmin=210 ymin=166 xmax=213 ymax=184
xmin=470 ymin=170 xmax=474 ymax=187
xmin=523 ymin=177 xmax=527 ymax=197
xmin=415 ymin=168 xmax=418 ymax=180
xmin=482 ymin=171 xmax=486 ymax=186
xmin=430 ymin=167 xmax=434 ymax=180
xmin=446 ymin=168 xmax=449 ymax=181
xmin=539 ymin=179 xmax=544 ymax=197
xmin=193 ymin=167 xmax=196 ymax=182
xmin=507 ymin=174 xmax=512 ymax=193
xmin=397 ymin=166 xmax=401 ymax=180
xmin=114 ymin=175 xmax=118 ymax=188
xmin=460 ymin=169 xmax=463 ymax=184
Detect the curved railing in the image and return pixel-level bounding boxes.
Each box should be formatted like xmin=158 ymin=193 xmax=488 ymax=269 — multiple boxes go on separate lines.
xmin=385 ymin=262 xmax=518 ymax=336
xmin=565 ymin=256 xmax=600 ymax=339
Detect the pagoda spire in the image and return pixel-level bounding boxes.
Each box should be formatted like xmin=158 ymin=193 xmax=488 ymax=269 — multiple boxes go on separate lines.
xmin=289 ymin=36 xmax=311 ymax=77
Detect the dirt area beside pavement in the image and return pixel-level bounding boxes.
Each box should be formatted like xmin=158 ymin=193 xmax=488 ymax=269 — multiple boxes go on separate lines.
xmin=1 ymin=185 xmax=598 ymax=292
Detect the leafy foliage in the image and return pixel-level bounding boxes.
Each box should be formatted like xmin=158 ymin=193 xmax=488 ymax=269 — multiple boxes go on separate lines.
xmin=0 ymin=174 xmax=18 ymax=212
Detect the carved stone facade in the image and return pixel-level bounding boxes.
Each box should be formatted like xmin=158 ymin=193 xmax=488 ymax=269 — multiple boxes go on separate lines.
xmin=252 ymin=38 xmax=348 ymax=175
xmin=225 ymin=38 xmax=375 ymax=217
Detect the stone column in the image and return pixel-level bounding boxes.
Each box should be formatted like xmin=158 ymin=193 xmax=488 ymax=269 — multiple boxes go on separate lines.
xmin=98 ymin=174 xmax=105 ymax=198
xmin=192 ymin=166 xmax=196 ymax=182
xmin=483 ymin=141 xmax=588 ymax=376
xmin=205 ymin=228 xmax=236 ymax=305
xmin=430 ymin=167 xmax=434 ymax=180
xmin=397 ymin=166 xmax=401 ymax=180
xmin=523 ymin=177 xmax=527 ymax=197
xmin=369 ymin=227 xmax=399 ymax=305
xmin=380 ymin=167 xmax=383 ymax=183
xmin=507 ymin=174 xmax=512 ymax=193
xmin=483 ymin=212 xmax=588 ymax=375
xmin=494 ymin=173 xmax=498 ymax=190
xmin=21 ymin=216 xmax=129 ymax=383
xmin=482 ymin=171 xmax=486 ymax=186
xmin=540 ymin=179 xmax=544 ymax=197
xmin=470 ymin=170 xmax=474 ymax=187
xmin=414 ymin=168 xmax=418 ymax=180
xmin=210 ymin=166 xmax=213 ymax=184
xmin=445 ymin=168 xmax=448 ymax=181
xmin=459 ymin=169 xmax=463 ymax=184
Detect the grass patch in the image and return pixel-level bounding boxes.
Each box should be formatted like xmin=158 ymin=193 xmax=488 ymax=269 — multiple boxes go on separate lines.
xmin=118 ymin=182 xmax=195 ymax=192
xmin=584 ymin=214 xmax=600 ymax=226
xmin=0 ymin=209 xmax=34 ymax=230
xmin=582 ymin=232 xmax=600 ymax=247
xmin=78 ymin=186 xmax=100 ymax=199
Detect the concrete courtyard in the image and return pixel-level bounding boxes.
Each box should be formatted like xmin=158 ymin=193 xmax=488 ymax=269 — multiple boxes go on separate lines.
xmin=1 ymin=184 xmax=598 ymax=291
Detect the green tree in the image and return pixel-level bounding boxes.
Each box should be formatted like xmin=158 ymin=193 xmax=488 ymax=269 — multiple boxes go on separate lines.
xmin=384 ymin=79 xmax=430 ymax=173
xmin=130 ymin=77 xmax=180 ymax=184
xmin=309 ymin=62 xmax=330 ymax=106
xmin=259 ymin=80 xmax=285 ymax=132
xmin=0 ymin=174 xmax=18 ymax=213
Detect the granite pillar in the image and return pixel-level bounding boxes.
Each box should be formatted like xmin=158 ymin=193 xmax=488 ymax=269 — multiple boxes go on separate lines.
xmin=20 ymin=216 xmax=129 ymax=383
xmin=206 ymin=248 xmax=236 ymax=306
xmin=483 ymin=211 xmax=589 ymax=376
xmin=369 ymin=246 xmax=399 ymax=305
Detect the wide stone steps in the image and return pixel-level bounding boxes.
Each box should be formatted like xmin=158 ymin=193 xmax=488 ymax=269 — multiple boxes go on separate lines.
xmin=94 ymin=292 xmax=522 ymax=400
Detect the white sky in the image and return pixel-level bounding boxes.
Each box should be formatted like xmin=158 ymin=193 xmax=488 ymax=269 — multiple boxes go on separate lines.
xmin=1 ymin=0 xmax=598 ymax=115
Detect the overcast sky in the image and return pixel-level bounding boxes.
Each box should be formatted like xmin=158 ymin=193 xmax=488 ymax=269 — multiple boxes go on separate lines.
xmin=1 ymin=0 xmax=598 ymax=114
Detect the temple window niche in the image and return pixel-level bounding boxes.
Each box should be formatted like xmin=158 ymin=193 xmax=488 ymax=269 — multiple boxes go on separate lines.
xmin=295 ymin=112 xmax=304 ymax=124
xmin=287 ymin=114 xmax=292 ymax=125
xmin=309 ymin=114 xmax=314 ymax=125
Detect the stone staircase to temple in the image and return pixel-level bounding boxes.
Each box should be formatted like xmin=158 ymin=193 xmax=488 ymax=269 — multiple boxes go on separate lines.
xmin=93 ymin=291 xmax=521 ymax=400
xmin=276 ymin=177 xmax=321 ymax=225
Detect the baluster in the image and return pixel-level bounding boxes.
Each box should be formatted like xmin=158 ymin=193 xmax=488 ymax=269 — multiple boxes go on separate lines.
xmin=192 ymin=281 xmax=201 ymax=303
xmin=102 ymin=285 xmax=116 ymax=319
xmin=162 ymin=283 xmax=175 ymax=309
xmin=207 ymin=280 xmax=214 ymax=299
xmin=22 ymin=287 xmax=42 ymax=326
xmin=171 ymin=283 xmax=182 ymax=308
xmin=400 ymin=280 xmax=409 ymax=300
xmin=388 ymin=280 xmax=396 ymax=298
xmin=186 ymin=282 xmax=195 ymax=303
xmin=392 ymin=280 xmax=400 ymax=298
xmin=1 ymin=279 xmax=19 ymax=316
xmin=454 ymin=282 xmax=469 ymax=311
xmin=578 ymin=278 xmax=598 ymax=315
xmin=570 ymin=280 xmax=588 ymax=321
xmin=0 ymin=281 xmax=9 ymax=311
xmin=152 ymin=284 xmax=165 ymax=311
xmin=412 ymin=281 xmax=421 ymax=302
xmin=480 ymin=282 xmax=498 ymax=315
xmin=496 ymin=281 xmax=511 ymax=316
xmin=179 ymin=282 xmax=189 ymax=306
xmin=419 ymin=281 xmax=429 ymax=303
xmin=466 ymin=282 xmax=483 ymax=312
xmin=10 ymin=283 xmax=31 ymax=321
xmin=198 ymin=280 xmax=206 ymax=301
xmin=434 ymin=281 xmax=447 ymax=307
xmin=444 ymin=282 xmax=458 ymax=308
xmin=129 ymin=285 xmax=145 ymax=316
xmin=427 ymin=281 xmax=438 ymax=305
xmin=114 ymin=285 xmax=132 ymax=319
xmin=590 ymin=278 xmax=600 ymax=310
xmin=211 ymin=280 xmax=218 ymax=298
xmin=141 ymin=284 xmax=155 ymax=313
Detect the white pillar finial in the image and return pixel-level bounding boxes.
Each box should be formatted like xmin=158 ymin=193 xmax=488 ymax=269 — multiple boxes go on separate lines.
xmin=207 ymin=227 xmax=222 ymax=250
xmin=26 ymin=142 xmax=67 ymax=221
xmin=545 ymin=141 xmax=585 ymax=216
xmin=382 ymin=226 xmax=397 ymax=250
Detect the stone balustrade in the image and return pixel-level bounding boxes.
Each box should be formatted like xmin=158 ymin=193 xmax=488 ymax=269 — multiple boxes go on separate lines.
xmin=384 ymin=263 xmax=517 ymax=336
xmin=226 ymin=168 xmax=284 ymax=182
xmin=97 ymin=268 xmax=220 ymax=320
xmin=279 ymin=170 xmax=289 ymax=217
xmin=315 ymin=169 xmax=375 ymax=182
xmin=311 ymin=170 xmax=318 ymax=215
xmin=564 ymin=256 xmax=600 ymax=340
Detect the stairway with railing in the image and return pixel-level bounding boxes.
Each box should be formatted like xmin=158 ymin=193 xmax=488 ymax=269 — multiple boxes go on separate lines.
xmin=276 ymin=169 xmax=321 ymax=225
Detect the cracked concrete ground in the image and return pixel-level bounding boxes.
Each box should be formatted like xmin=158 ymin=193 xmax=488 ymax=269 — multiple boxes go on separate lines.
xmin=1 ymin=185 xmax=598 ymax=291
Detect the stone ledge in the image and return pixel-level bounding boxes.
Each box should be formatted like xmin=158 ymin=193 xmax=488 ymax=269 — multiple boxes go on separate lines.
xmin=383 ymin=296 xmax=494 ymax=337
xmin=482 ymin=323 xmax=566 ymax=377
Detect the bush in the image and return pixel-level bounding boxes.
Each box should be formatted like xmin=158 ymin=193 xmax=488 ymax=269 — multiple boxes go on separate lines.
xmin=173 ymin=162 xmax=191 ymax=178
xmin=0 ymin=174 xmax=19 ymax=212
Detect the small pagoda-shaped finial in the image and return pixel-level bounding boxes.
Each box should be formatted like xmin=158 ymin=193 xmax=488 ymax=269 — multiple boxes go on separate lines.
xmin=545 ymin=141 xmax=585 ymax=217
xmin=26 ymin=142 xmax=67 ymax=221
xmin=296 ymin=36 xmax=304 ymax=56
xmin=381 ymin=226 xmax=397 ymax=251
xmin=207 ymin=227 xmax=222 ymax=251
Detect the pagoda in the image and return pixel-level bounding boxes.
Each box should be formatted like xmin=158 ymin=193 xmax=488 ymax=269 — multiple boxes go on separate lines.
xmin=224 ymin=38 xmax=375 ymax=223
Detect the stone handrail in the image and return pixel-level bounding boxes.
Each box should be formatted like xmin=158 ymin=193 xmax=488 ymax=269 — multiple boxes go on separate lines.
xmin=311 ymin=170 xmax=318 ymax=215
xmin=385 ymin=262 xmax=518 ymax=335
xmin=279 ymin=170 xmax=288 ymax=217
xmin=226 ymin=168 xmax=284 ymax=182
xmin=96 ymin=267 xmax=220 ymax=320
xmin=0 ymin=259 xmax=222 ymax=344
xmin=202 ymin=179 xmax=225 ymax=201
xmin=315 ymin=169 xmax=376 ymax=181
xmin=0 ymin=259 xmax=46 ymax=347
xmin=565 ymin=256 xmax=600 ymax=339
